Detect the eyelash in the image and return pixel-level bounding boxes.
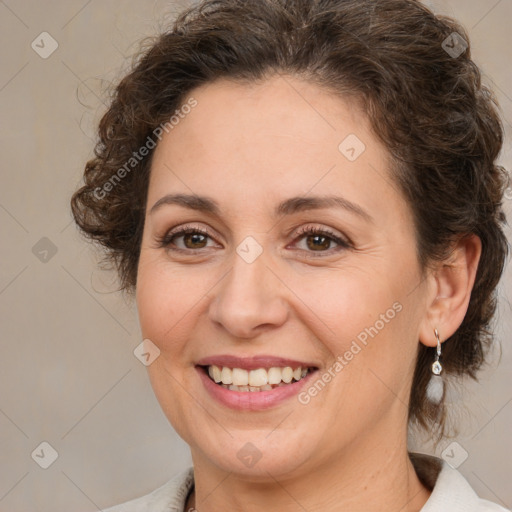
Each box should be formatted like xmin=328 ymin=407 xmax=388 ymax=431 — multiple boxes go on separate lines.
xmin=292 ymin=226 xmax=351 ymax=256
xmin=157 ymin=224 xmax=351 ymax=257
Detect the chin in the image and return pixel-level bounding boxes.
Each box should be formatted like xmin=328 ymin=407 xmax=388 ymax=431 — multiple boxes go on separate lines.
xmin=189 ymin=429 xmax=318 ymax=481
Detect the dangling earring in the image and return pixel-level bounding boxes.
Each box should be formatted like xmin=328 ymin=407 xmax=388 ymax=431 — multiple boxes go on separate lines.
xmin=426 ymin=328 xmax=444 ymax=404
xmin=431 ymin=328 xmax=443 ymax=376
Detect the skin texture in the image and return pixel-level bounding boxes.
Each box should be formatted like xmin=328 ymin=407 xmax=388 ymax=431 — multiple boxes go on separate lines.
xmin=136 ymin=75 xmax=481 ymax=512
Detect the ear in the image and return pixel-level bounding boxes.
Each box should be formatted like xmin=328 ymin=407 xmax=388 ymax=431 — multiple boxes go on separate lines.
xmin=419 ymin=234 xmax=482 ymax=347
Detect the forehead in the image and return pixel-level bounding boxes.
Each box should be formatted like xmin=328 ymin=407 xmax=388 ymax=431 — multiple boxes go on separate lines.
xmin=156 ymin=75 xmax=370 ymax=160
xmin=148 ymin=75 xmax=405 ymax=225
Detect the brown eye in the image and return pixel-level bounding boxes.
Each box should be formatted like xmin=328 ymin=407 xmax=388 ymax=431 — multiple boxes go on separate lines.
xmin=306 ymin=234 xmax=332 ymax=251
xmin=182 ymin=232 xmax=208 ymax=249
xmin=159 ymin=227 xmax=217 ymax=251
xmin=292 ymin=226 xmax=351 ymax=257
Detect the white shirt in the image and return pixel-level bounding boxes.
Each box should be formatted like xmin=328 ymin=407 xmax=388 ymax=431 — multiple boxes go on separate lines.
xmin=103 ymin=454 xmax=510 ymax=511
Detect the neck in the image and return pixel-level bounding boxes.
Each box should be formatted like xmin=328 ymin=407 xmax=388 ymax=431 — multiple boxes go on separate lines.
xmin=186 ymin=417 xmax=431 ymax=512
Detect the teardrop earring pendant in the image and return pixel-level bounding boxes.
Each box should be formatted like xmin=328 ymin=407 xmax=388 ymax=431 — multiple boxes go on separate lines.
xmin=426 ymin=328 xmax=444 ymax=405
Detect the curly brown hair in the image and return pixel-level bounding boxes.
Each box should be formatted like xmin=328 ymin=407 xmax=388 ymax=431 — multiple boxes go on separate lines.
xmin=71 ymin=0 xmax=509 ymax=434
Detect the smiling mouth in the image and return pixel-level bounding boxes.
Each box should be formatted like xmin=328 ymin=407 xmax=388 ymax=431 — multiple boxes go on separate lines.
xmin=200 ymin=364 xmax=317 ymax=392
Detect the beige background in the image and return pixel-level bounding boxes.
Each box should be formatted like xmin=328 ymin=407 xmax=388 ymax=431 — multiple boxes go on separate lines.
xmin=0 ymin=1 xmax=511 ymax=510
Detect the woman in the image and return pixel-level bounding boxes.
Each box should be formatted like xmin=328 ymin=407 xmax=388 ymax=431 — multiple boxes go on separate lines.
xmin=71 ymin=0 xmax=510 ymax=510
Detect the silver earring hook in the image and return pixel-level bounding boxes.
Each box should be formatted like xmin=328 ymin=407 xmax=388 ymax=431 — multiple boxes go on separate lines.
xmin=434 ymin=328 xmax=441 ymax=357
xmin=432 ymin=328 xmax=443 ymax=375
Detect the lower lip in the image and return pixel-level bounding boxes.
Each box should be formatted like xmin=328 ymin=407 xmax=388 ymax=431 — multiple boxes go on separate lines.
xmin=196 ymin=367 xmax=317 ymax=411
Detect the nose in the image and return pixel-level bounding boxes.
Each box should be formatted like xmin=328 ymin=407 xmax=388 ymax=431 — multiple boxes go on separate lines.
xmin=208 ymin=250 xmax=289 ymax=339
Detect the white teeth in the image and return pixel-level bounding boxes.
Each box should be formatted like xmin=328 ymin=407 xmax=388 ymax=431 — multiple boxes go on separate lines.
xmin=220 ymin=367 xmax=233 ymax=385
xmin=232 ymin=368 xmax=249 ymax=386
xmin=249 ymin=368 xmax=268 ymax=387
xmin=282 ymin=366 xmax=293 ymax=383
xmin=207 ymin=364 xmax=311 ymax=391
xmin=209 ymin=365 xmax=222 ymax=383
xmin=268 ymin=367 xmax=282 ymax=385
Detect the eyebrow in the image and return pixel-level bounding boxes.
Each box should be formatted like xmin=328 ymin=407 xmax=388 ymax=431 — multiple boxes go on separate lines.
xmin=150 ymin=193 xmax=373 ymax=223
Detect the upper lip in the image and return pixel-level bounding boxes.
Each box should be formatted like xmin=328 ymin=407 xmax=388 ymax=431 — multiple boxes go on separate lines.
xmin=196 ymin=355 xmax=319 ymax=371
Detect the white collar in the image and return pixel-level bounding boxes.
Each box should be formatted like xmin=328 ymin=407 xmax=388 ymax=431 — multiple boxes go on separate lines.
xmin=104 ymin=453 xmax=508 ymax=511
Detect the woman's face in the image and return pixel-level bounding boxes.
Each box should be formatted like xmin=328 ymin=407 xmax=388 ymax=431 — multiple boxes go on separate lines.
xmin=136 ymin=75 xmax=431 ymax=479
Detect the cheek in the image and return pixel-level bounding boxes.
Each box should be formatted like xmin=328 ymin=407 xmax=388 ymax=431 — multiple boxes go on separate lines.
xmin=135 ymin=256 xmax=208 ymax=439
xmin=136 ymin=253 xmax=208 ymax=343
xmin=291 ymin=263 xmax=421 ymax=404
xmin=292 ymin=264 xmax=403 ymax=344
